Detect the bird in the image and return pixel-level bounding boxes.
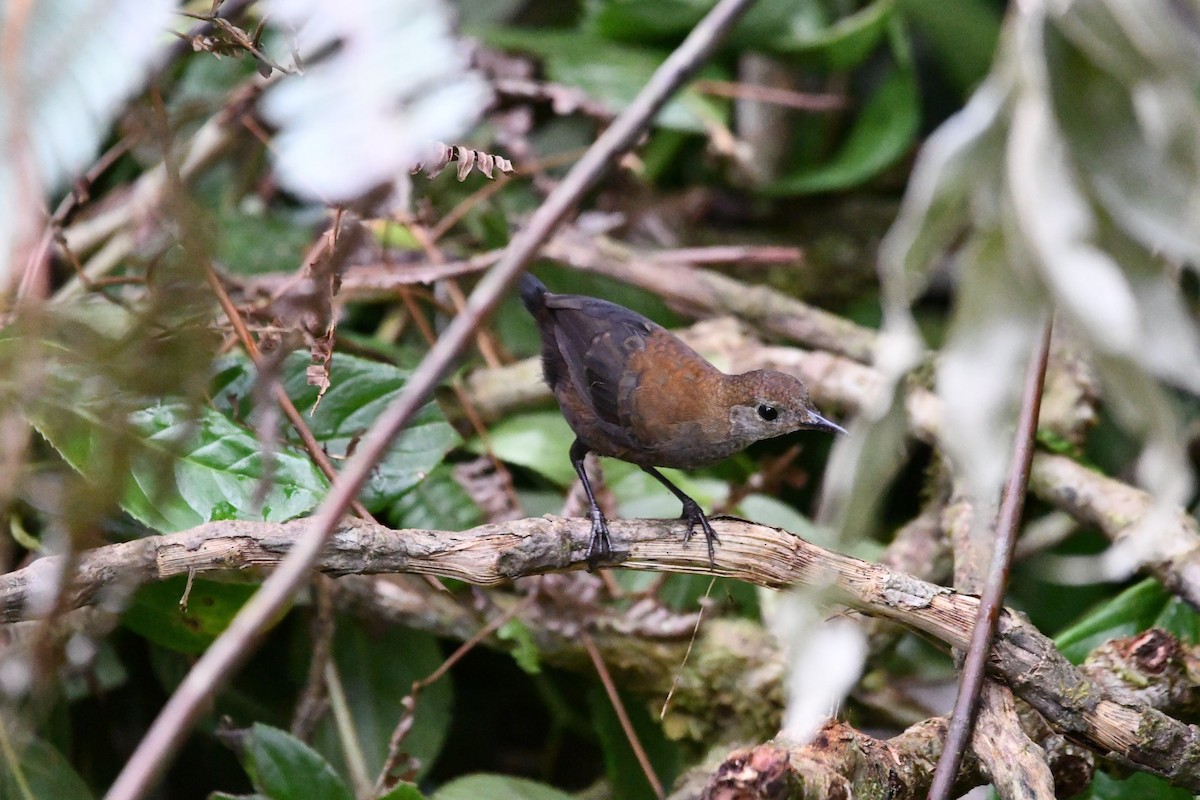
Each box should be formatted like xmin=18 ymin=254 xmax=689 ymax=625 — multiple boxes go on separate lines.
xmin=518 ymin=273 xmax=846 ymax=568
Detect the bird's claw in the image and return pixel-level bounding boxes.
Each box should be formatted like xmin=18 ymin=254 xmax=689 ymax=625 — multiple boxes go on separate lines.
xmin=585 ymin=504 xmax=613 ymax=570
xmin=679 ymin=499 xmax=720 ymax=569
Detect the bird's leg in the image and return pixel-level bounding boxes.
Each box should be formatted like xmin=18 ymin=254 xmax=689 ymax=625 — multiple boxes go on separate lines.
xmin=570 ymin=439 xmax=611 ymax=568
xmin=641 ymin=466 xmax=719 ymax=568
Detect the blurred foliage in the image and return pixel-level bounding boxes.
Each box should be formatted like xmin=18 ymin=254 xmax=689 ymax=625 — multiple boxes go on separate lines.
xmin=2 ymin=1 xmax=1199 ymax=800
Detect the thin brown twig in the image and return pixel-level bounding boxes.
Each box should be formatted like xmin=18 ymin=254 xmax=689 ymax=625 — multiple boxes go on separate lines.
xmin=164 ymin=0 xmax=257 ymax=64
xmin=374 ymin=595 xmax=536 ymax=793
xmin=692 ymin=78 xmax=847 ymax=111
xmin=102 ymin=4 xmax=757 ymax=797
xmin=582 ymin=628 xmax=665 ymax=800
xmin=391 ymin=284 xmax=524 ymax=519
xmin=928 ymin=318 xmax=1054 ymax=800
xmin=203 ymin=262 xmax=375 ymax=521
xmin=291 ymin=576 xmax=336 ymax=741
xmin=428 ymin=147 xmax=588 ymax=243
xmin=660 ymin=577 xmax=715 ymax=720
xmin=651 ymin=245 xmax=802 ymax=265
xmin=407 ymin=223 xmax=502 ymax=368
xmin=22 ymin=137 xmax=135 ymax=301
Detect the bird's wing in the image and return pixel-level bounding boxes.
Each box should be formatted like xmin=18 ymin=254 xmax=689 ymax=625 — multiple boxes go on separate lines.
xmin=543 ymin=294 xmax=655 ymax=428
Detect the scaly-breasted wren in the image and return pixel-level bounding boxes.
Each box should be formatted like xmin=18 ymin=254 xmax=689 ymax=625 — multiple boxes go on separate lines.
xmin=520 ymin=273 xmax=845 ymax=567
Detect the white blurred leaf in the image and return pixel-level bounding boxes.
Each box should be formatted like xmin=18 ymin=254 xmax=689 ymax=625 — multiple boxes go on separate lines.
xmin=858 ymin=0 xmax=1200 ymax=519
xmin=936 ymin=232 xmax=1045 ymax=498
xmin=261 ymin=0 xmax=491 ymax=202
xmin=0 ymin=0 xmax=175 ymax=284
xmin=769 ymin=594 xmax=867 ymax=744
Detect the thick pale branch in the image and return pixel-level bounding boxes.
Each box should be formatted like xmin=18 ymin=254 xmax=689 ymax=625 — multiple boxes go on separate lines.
xmin=3 ymin=515 xmax=1200 ymax=790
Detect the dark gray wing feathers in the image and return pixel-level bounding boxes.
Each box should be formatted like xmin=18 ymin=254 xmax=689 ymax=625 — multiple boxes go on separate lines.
xmin=542 ymin=294 xmax=655 ymax=427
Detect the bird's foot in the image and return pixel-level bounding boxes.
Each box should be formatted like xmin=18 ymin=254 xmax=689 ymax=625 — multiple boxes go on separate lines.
xmin=584 ymin=504 xmax=613 ymax=570
xmin=679 ymin=499 xmax=720 ymax=569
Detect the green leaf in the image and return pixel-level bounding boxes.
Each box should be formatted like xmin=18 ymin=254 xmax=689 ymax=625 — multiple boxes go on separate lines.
xmin=765 ymin=64 xmax=919 ymax=195
xmin=243 ymin=724 xmax=354 ymax=800
xmin=896 ymin=0 xmax=1000 ymax=94
xmin=387 ymin=465 xmax=481 ymax=531
xmin=587 ymin=0 xmax=894 ymax=69
xmin=312 ymin=620 xmax=452 ymax=782
xmin=1076 ymin=770 xmax=1194 ymax=800
xmin=497 ymin=619 xmax=542 ymax=675
xmin=211 ymin=191 xmax=314 ymax=276
xmin=378 ymin=783 xmax=427 ymax=800
xmin=217 ymin=352 xmax=461 ymax=514
xmin=609 ymin=463 xmax=725 ymax=520
xmin=36 ymin=401 xmax=329 ymax=533
xmin=475 ymin=28 xmax=726 ymax=133
xmin=1153 ymin=598 xmax=1200 ymax=645
xmin=0 ymin=735 xmax=94 ymax=800
xmin=431 ymin=775 xmax=574 ymax=800
xmin=761 ymin=0 xmax=895 ymax=68
xmin=1055 ymin=578 xmax=1170 ymax=664
xmin=472 ymin=412 xmax=578 ymax=488
xmin=121 ymin=574 xmax=259 ymax=655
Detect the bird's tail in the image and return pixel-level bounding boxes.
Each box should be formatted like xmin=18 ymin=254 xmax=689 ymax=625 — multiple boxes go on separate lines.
xmin=518 ymin=273 xmax=548 ymax=314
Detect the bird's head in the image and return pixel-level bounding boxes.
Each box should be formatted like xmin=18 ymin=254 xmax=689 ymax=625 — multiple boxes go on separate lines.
xmin=725 ymin=369 xmax=846 ymax=445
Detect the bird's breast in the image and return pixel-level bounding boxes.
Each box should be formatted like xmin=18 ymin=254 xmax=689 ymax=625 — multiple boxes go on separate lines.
xmin=622 ymin=364 xmax=744 ymax=469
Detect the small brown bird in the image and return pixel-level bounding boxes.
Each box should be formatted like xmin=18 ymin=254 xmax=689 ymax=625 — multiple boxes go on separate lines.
xmin=519 ymin=273 xmax=846 ymax=567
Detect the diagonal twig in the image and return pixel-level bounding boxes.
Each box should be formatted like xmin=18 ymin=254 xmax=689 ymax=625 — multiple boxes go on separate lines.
xmin=928 ymin=319 xmax=1054 ymax=800
xmin=102 ymin=2 xmax=759 ymax=798
xmin=582 ymin=628 xmax=665 ymax=799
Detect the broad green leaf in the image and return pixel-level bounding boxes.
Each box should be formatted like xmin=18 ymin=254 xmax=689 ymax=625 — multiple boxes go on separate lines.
xmin=1055 ymin=578 xmax=1169 ymax=664
xmin=609 ymin=463 xmax=725 ymax=520
xmin=765 ymin=65 xmax=919 ymax=195
xmin=37 ymin=402 xmax=329 ymax=533
xmin=243 ymin=723 xmax=353 ymax=800
xmin=759 ymin=0 xmax=894 ymax=68
xmin=195 ymin=163 xmax=313 ymax=277
xmin=476 ymin=28 xmax=726 ymax=133
xmin=587 ymin=0 xmax=894 ymax=69
xmin=432 ymin=775 xmax=575 ymax=800
xmin=122 ymin=575 xmax=259 ymax=655
xmin=1152 ymin=597 xmax=1200 ymax=646
xmin=313 ymin=620 xmax=452 ymax=782
xmin=387 ymin=465 xmax=481 ymax=531
xmin=896 ymin=0 xmax=1000 ymax=94
xmin=472 ymin=412 xmax=578 ymax=488
xmin=1076 ymin=770 xmax=1193 ymax=800
xmin=658 ymin=574 xmax=758 ymax=616
xmin=0 ymin=735 xmax=94 ymax=800
xmin=216 ymin=352 xmax=461 ymax=513
xmin=279 ymin=355 xmax=461 ymax=511
xmin=378 ymin=783 xmax=427 ymax=800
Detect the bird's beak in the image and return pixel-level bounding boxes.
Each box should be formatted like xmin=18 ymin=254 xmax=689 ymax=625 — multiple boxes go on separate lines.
xmin=806 ymin=411 xmax=848 ymax=436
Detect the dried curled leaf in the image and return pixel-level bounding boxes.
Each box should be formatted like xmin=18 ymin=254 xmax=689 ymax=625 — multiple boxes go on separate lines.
xmin=412 ymin=142 xmax=515 ymax=181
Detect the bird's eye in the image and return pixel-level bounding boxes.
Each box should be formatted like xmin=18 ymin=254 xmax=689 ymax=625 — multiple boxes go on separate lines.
xmin=757 ymin=404 xmax=778 ymax=421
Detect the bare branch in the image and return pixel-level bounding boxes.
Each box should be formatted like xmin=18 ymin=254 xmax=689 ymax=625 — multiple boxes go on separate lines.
xmin=5 ymin=515 xmax=1200 ymax=791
